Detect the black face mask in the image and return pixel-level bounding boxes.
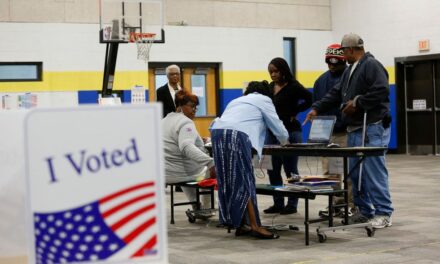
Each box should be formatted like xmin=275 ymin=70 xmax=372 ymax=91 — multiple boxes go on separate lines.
xmin=328 ymin=64 xmax=346 ymax=77
xmin=325 ymin=57 xmax=345 ymax=64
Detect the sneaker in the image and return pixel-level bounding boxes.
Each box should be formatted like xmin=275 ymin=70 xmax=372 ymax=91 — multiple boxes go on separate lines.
xmin=263 ymin=205 xmax=283 ymax=214
xmin=334 ymin=207 xmax=354 ymax=218
xmin=280 ymin=205 xmax=297 ymax=215
xmin=342 ymin=211 xmax=370 ymax=224
xmin=319 ymin=207 xmax=341 ymax=218
xmin=194 ymin=210 xmax=215 ymax=220
xmin=319 ymin=207 xmax=330 ymax=217
xmin=370 ymin=215 xmax=392 ymax=229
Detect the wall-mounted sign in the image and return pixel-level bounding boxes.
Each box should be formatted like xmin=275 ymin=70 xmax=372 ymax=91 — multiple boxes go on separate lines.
xmin=413 ymin=99 xmax=427 ymax=110
xmin=24 ymin=105 xmax=167 ymax=264
xmin=418 ymin=39 xmax=430 ymax=52
xmin=131 ymin=85 xmax=146 ymax=104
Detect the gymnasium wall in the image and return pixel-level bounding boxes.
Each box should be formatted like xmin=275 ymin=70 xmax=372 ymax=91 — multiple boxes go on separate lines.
xmin=2 ymin=0 xmax=440 ymax=150
xmin=331 ymin=0 xmax=440 ymax=66
xmin=0 ymin=0 xmax=333 ymax=107
xmin=0 ymin=23 xmax=333 ymax=99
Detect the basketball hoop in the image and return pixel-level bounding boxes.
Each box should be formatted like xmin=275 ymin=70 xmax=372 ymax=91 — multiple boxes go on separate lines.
xmin=129 ymin=32 xmax=156 ymax=63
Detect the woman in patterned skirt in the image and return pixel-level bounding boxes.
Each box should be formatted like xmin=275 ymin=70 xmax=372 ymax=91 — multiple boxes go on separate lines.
xmin=210 ymin=81 xmax=288 ymax=239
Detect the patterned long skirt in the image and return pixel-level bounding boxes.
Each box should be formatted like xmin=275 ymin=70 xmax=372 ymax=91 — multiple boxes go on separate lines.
xmin=211 ymin=129 xmax=260 ymax=228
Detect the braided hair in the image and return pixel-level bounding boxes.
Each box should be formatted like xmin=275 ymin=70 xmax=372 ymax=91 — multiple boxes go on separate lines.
xmin=268 ymin=57 xmax=294 ymax=84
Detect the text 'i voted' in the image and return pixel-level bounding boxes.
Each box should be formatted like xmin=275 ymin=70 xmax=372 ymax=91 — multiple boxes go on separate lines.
xmin=45 ymin=138 xmax=141 ymax=183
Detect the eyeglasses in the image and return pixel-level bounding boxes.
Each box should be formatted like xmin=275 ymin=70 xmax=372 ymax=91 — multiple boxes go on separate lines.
xmin=185 ymin=103 xmax=198 ymax=110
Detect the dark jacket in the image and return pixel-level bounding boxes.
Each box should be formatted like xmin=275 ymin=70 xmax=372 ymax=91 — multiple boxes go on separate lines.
xmin=312 ymin=52 xmax=390 ymax=126
xmin=313 ymin=68 xmax=347 ymax=133
xmin=156 ymin=83 xmax=176 ymax=118
xmin=270 ymin=80 xmax=313 ymax=132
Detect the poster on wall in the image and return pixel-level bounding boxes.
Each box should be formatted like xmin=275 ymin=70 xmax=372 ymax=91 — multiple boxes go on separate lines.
xmin=24 ymin=104 xmax=167 ymax=264
xmin=191 ymin=86 xmax=205 ymax=98
xmin=131 ymin=85 xmax=146 ymax=104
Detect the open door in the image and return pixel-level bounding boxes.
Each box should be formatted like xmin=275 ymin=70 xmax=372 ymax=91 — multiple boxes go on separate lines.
xmin=396 ymin=54 xmax=440 ymax=155
xmin=148 ymin=63 xmax=219 ymax=138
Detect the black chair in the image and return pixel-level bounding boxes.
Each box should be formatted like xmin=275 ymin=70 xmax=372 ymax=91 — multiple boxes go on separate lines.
xmin=166 ymin=181 xmax=215 ymax=224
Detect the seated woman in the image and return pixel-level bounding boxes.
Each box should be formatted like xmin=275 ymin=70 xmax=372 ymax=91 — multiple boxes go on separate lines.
xmin=162 ymin=90 xmax=216 ymax=217
xmin=210 ymin=81 xmax=289 ymax=239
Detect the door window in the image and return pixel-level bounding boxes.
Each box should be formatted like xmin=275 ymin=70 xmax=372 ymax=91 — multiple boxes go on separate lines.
xmin=191 ymin=73 xmax=207 ymax=116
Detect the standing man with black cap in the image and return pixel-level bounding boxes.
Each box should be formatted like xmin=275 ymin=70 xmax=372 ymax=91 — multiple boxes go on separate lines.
xmin=156 ymin=64 xmax=182 ymax=118
xmin=313 ymin=44 xmax=353 ymax=218
xmin=304 ymin=33 xmax=394 ymax=229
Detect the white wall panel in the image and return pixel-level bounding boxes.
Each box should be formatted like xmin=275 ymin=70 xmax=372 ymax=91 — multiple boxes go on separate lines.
xmin=0 ymin=23 xmax=332 ymax=72
xmin=150 ymin=26 xmax=332 ymax=71
xmin=331 ymin=0 xmax=440 ymax=67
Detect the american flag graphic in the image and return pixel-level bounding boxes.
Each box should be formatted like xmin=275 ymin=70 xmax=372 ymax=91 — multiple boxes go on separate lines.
xmin=33 ymin=181 xmax=158 ymax=264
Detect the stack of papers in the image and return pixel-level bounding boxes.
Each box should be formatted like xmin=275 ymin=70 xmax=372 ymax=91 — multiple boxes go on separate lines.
xmin=276 ymin=184 xmax=335 ymax=193
xmin=278 ymin=175 xmax=341 ymax=193
xmin=296 ymin=180 xmax=339 ymax=187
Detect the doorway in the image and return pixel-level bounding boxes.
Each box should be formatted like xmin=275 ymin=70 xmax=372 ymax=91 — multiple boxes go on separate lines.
xmin=395 ymin=54 xmax=440 ymax=155
xmin=148 ymin=62 xmax=220 ymax=138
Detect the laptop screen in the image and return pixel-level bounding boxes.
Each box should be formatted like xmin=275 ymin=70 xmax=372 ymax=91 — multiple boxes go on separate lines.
xmin=308 ymin=116 xmax=336 ymax=143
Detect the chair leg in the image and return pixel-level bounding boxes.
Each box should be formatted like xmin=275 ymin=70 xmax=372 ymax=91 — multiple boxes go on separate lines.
xmin=196 ymin=187 xmax=201 ymax=210
xmin=210 ymin=187 xmax=215 ymax=209
xmin=170 ymin=185 xmax=175 ymax=224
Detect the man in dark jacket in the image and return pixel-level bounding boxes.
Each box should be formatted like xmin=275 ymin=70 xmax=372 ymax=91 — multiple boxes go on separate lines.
xmin=305 ymin=33 xmax=393 ymax=229
xmin=313 ymin=43 xmax=352 ymax=217
xmin=156 ymin=64 xmax=182 ymax=118
xmin=313 ymin=43 xmax=347 ymax=134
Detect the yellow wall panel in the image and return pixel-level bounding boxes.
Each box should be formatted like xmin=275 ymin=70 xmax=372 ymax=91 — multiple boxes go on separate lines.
xmin=221 ymin=71 xmax=269 ymax=89
xmin=0 ymin=68 xmax=396 ymax=93
xmin=221 ymin=70 xmax=325 ymax=89
xmin=296 ymin=71 xmax=324 ymax=88
xmin=221 ymin=68 xmax=396 ymax=89
xmin=112 ymin=71 xmax=149 ymax=90
xmin=386 ymin=66 xmax=395 ymax=84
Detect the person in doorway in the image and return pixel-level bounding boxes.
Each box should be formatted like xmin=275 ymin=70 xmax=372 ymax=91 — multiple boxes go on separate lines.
xmin=162 ymin=90 xmax=216 ymax=219
xmin=304 ymin=33 xmax=393 ymax=229
xmin=157 ymin=64 xmax=182 ymax=118
xmin=264 ymin=57 xmax=312 ymax=215
xmin=312 ymin=44 xmax=353 ymax=217
xmin=210 ymin=81 xmax=288 ymax=239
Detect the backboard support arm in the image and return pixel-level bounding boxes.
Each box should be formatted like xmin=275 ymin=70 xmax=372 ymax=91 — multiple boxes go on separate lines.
xmin=101 ymin=42 xmax=119 ymax=98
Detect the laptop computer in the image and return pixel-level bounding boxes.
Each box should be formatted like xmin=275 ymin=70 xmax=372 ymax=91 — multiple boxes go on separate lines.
xmin=286 ymin=116 xmax=336 ymax=148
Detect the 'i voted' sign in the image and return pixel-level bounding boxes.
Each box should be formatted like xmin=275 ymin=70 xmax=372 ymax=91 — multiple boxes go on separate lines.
xmin=24 ymin=105 xmax=167 ymax=264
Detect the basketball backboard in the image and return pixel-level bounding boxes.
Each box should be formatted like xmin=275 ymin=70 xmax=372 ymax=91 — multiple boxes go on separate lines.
xmin=99 ymin=0 xmax=165 ymax=43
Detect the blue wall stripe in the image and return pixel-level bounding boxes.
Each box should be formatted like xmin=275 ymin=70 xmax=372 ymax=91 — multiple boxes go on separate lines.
xmin=219 ymin=89 xmax=243 ymax=114
xmin=121 ymin=90 xmax=131 ymax=103
xmin=78 ymin=91 xmax=98 ymax=104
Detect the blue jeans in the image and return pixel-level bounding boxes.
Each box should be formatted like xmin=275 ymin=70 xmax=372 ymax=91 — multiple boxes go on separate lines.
xmin=347 ymin=123 xmax=394 ymax=218
xmin=266 ymin=130 xmax=303 ymax=208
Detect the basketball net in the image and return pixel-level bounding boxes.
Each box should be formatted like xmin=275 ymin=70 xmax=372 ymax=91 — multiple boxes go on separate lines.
xmin=129 ymin=32 xmax=156 ymax=63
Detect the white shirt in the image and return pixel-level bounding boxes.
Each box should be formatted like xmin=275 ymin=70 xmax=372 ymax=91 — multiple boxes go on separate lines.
xmin=349 ymin=60 xmax=359 ymax=80
xmin=168 ymin=82 xmax=182 ymax=105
